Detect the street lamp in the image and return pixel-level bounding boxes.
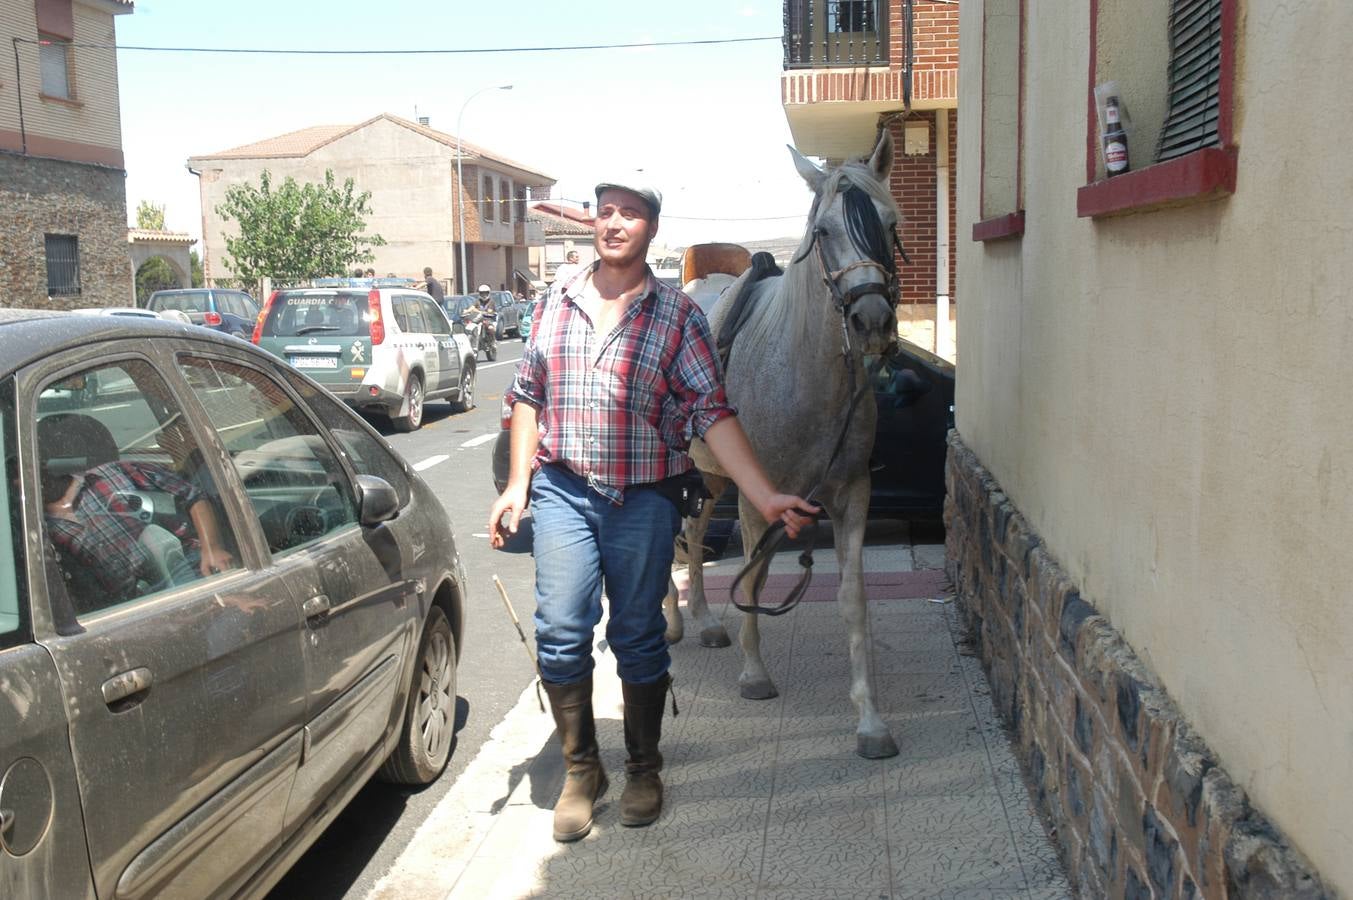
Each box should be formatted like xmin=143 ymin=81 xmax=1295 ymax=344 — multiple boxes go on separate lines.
xmin=456 ymin=84 xmax=512 ymax=294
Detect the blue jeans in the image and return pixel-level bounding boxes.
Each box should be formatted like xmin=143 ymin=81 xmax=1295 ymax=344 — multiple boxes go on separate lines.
xmin=530 ymin=464 xmax=679 ymax=686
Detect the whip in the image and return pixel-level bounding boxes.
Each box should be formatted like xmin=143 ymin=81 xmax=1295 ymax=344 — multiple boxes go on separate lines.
xmin=492 ymin=575 xmax=544 ymax=712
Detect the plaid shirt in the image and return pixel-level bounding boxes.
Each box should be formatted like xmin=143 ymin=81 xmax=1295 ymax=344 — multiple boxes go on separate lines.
xmin=46 ymin=460 xmax=202 ymax=599
xmin=506 ymin=268 xmax=735 ymax=504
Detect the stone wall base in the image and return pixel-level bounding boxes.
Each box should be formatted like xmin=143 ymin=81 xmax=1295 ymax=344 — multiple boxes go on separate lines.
xmin=0 ymin=152 xmax=132 ymax=309
xmin=944 ymin=432 xmax=1331 ymax=899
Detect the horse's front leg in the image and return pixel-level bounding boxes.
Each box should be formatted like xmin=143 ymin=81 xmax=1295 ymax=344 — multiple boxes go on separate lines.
xmin=829 ymin=480 xmax=899 ymax=759
xmin=735 ymin=510 xmax=778 ymax=700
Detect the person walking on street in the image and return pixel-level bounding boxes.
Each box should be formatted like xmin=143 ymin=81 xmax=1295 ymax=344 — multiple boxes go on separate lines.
xmin=423 ymin=267 xmax=445 ymax=303
xmin=488 ymin=180 xmax=818 ymax=843
xmin=551 ymin=249 xmax=584 ymax=296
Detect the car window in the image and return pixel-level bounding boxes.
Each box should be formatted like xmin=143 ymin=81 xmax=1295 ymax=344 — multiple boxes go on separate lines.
xmin=391 ymin=295 xmax=412 ymax=332
xmin=35 ymin=359 xmax=242 ymax=618
xmin=150 ymin=291 xmax=210 ymax=314
xmin=218 ymin=293 xmax=243 ymax=318
xmin=179 ymin=356 xmax=359 ymax=556
xmin=402 ymin=295 xmax=429 ymax=334
xmin=260 ymin=291 xmax=368 ymax=338
xmin=0 ymin=378 xmax=27 ymax=647
xmin=281 ymin=370 xmax=412 ymax=509
xmin=235 ymin=293 xmax=259 ymax=320
xmin=417 ymin=298 xmax=448 ymax=335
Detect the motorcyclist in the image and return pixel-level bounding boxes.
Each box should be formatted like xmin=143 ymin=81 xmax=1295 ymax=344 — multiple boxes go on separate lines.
xmin=462 ymin=284 xmax=499 ymax=360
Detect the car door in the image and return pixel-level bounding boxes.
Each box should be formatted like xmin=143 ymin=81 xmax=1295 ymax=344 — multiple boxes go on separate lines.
xmin=22 ymin=347 xmax=309 ymax=900
xmin=419 ymin=296 xmax=460 ymax=394
xmin=399 ymin=293 xmax=440 ymax=389
xmin=0 ymin=377 xmax=94 ymax=900
xmin=176 ymin=352 xmax=417 ymax=831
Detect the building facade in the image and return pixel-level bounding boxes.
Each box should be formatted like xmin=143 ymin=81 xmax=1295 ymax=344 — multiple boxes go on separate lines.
xmin=187 ymin=113 xmax=551 ymax=295
xmin=953 ymin=0 xmax=1343 ymax=895
xmin=0 ymin=0 xmax=134 ymax=308
xmin=781 ymin=0 xmax=959 ymax=359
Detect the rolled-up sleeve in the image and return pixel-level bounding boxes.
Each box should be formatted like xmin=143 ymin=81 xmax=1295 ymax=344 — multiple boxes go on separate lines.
xmin=668 ymin=310 xmax=737 ymax=442
xmin=502 ymin=338 xmax=545 ymax=427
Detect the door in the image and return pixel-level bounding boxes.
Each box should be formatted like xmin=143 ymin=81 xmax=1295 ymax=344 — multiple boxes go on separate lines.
xmin=419 ymin=296 xmax=460 ymax=394
xmin=176 ymin=354 xmax=415 ymax=830
xmin=395 ymin=294 xmax=439 ymax=390
xmin=0 ymin=378 xmax=93 ymax=900
xmin=25 ymin=351 xmax=308 ymax=900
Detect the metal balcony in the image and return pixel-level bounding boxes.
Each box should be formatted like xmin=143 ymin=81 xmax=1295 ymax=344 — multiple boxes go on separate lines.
xmin=783 ymin=0 xmax=890 ymax=69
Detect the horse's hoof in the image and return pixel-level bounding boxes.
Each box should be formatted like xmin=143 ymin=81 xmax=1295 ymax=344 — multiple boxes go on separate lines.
xmin=739 ymin=678 xmax=779 ymax=700
xmin=856 ymin=733 xmax=900 ymax=759
xmin=698 ymin=626 xmax=731 ymax=648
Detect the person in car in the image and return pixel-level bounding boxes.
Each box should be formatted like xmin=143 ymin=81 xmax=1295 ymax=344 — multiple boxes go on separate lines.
xmin=488 ymin=179 xmax=817 ymax=843
xmin=41 ymin=448 xmax=234 ymax=602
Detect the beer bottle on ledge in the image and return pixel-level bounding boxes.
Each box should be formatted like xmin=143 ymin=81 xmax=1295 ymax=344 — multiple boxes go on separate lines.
xmin=1103 ymin=96 xmax=1130 ymax=177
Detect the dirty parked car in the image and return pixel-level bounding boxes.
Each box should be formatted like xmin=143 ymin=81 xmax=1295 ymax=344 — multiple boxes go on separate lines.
xmin=145 ymin=287 xmax=259 ymax=339
xmin=252 ymin=285 xmax=476 ymax=431
xmin=0 ymin=309 xmax=467 ymax=898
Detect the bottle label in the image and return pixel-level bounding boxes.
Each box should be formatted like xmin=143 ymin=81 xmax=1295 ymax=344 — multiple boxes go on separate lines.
xmin=1106 ymin=103 xmax=1121 ymax=125
xmin=1105 ymin=140 xmax=1128 ymax=172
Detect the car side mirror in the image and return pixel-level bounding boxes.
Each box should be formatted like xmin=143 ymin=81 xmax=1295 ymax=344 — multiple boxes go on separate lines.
xmin=356 ymin=474 xmax=400 ymax=526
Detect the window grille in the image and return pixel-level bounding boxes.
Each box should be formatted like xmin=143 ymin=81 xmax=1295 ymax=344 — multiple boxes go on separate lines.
xmin=45 ymin=234 xmax=80 ymax=295
xmin=482 ymin=176 xmax=495 ymax=222
xmin=1156 ymin=0 xmax=1222 ymax=162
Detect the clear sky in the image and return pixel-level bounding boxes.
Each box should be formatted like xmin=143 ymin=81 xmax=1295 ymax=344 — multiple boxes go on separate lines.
xmin=117 ymin=0 xmax=817 ymax=250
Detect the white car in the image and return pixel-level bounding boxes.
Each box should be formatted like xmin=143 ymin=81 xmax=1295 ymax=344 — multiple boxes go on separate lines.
xmin=252 ymin=285 xmax=476 ymax=431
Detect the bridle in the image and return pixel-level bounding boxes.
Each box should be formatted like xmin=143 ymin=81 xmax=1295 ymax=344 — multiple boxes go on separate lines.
xmin=729 ymin=182 xmax=908 ymax=617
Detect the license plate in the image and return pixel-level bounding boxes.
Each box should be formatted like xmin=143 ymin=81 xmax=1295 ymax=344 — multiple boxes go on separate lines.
xmin=290 ymin=355 xmax=337 ymax=369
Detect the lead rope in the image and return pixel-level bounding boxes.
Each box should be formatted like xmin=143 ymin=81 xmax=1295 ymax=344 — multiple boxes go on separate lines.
xmin=728 ymin=325 xmax=874 ymax=618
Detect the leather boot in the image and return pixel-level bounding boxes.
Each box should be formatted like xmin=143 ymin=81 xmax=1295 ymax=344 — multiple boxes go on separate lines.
xmin=543 ymin=678 xmax=608 ymax=842
xmin=620 ymin=674 xmax=670 ymax=827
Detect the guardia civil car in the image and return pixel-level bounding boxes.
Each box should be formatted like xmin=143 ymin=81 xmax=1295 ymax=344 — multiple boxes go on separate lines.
xmin=253 ymin=284 xmax=476 ymax=431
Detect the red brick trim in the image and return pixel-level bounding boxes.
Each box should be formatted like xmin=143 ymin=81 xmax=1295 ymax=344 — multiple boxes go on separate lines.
xmin=0 ymin=128 xmax=124 ymax=169
xmin=1076 ymin=147 xmax=1237 ymax=218
xmin=972 ymin=212 xmax=1025 ymax=242
xmin=1083 ymin=0 xmax=1239 ymax=216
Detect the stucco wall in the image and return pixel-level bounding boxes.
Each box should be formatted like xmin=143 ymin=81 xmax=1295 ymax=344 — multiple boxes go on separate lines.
xmin=0 ymin=1 xmax=125 ymax=157
xmin=957 ymin=0 xmax=1353 ymax=893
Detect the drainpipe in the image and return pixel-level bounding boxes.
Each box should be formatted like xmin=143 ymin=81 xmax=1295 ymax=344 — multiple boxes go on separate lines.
xmin=187 ymin=165 xmax=208 ymax=286
xmin=934 ymin=110 xmax=950 ymax=356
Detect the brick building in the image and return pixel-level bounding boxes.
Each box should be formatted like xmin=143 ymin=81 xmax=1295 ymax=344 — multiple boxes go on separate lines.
xmin=781 ymin=0 xmax=959 ymax=359
xmin=0 ymin=0 xmax=135 ymax=309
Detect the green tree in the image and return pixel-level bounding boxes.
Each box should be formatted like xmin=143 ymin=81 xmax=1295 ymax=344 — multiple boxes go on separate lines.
xmin=215 ymin=169 xmax=385 ymax=295
xmin=135 ymin=200 xmax=166 ymax=231
xmin=189 ymin=249 xmax=204 ymax=287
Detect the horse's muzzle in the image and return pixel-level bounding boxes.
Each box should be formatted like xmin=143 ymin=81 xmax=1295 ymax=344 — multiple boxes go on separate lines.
xmin=849 ymin=294 xmax=897 ymax=354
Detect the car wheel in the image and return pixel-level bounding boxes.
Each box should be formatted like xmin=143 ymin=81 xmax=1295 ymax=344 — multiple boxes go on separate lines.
xmin=378 ymin=606 xmax=456 ymax=785
xmin=453 ymin=366 xmax=476 ymax=412
xmin=392 ymin=374 xmax=424 ymax=432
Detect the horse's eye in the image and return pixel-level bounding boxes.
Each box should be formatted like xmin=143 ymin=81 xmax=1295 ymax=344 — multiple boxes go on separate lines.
xmin=815 ymin=226 xmax=830 ymax=238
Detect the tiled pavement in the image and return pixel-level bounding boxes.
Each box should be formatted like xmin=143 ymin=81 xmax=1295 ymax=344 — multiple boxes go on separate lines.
xmin=368 ymin=525 xmax=1072 ymax=900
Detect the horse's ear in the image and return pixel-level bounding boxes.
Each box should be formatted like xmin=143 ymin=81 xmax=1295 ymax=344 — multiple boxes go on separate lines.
xmin=868 ymin=129 xmax=894 ymax=182
xmin=788 ymin=145 xmax=825 ymax=192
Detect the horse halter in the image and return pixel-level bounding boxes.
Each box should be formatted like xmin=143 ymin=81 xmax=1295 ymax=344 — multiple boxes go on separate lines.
xmin=792 ymin=184 xmax=908 ymax=317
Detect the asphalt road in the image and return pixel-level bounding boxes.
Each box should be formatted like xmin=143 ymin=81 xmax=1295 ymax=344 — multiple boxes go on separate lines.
xmin=268 ymin=337 xmax=538 ymax=900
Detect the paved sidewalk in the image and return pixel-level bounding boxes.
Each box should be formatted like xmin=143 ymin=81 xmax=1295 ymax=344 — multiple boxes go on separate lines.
xmin=368 ymin=529 xmax=1071 ymax=900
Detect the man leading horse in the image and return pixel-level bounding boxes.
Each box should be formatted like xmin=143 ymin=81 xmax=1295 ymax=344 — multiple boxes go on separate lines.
xmin=488 ymin=179 xmax=818 ymax=843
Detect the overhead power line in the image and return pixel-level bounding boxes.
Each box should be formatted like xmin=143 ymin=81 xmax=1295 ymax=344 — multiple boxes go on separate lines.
xmin=15 ymin=35 xmax=779 ymax=55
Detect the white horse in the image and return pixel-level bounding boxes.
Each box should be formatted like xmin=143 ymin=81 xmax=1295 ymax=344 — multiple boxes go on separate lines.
xmin=665 ymin=131 xmax=902 ymax=759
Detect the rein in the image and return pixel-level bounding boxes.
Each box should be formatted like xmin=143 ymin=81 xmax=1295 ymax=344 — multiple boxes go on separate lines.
xmin=729 ymin=184 xmax=901 ymax=617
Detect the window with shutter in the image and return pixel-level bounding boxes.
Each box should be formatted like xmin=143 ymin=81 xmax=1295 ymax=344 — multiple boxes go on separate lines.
xmin=39 ymin=35 xmax=71 ymax=99
xmin=1076 ymin=0 xmax=1238 ymax=218
xmin=1156 ymin=0 xmax=1222 ymax=163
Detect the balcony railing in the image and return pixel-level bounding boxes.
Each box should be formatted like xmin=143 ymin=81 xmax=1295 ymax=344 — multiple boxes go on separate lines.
xmin=784 ymin=0 xmax=890 ymax=69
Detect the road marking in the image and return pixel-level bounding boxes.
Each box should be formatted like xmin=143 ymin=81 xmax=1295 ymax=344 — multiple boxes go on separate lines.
xmin=475 ymin=359 xmax=519 ymax=371
xmin=95 ymin=402 xmax=130 ymax=412
xmin=459 ymin=433 xmax=498 ymax=449
xmin=413 ymin=454 xmax=449 ymax=471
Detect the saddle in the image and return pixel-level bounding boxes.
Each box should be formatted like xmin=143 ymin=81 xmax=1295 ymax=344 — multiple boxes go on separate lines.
xmin=715 ymin=251 xmax=782 ymax=369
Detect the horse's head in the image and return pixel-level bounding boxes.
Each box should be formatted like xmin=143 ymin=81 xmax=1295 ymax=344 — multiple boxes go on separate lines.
xmin=790 ymin=131 xmax=901 ymax=356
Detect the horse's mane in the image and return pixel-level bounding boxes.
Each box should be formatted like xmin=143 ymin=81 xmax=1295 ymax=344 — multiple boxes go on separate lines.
xmin=732 ymin=160 xmax=899 ymax=360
